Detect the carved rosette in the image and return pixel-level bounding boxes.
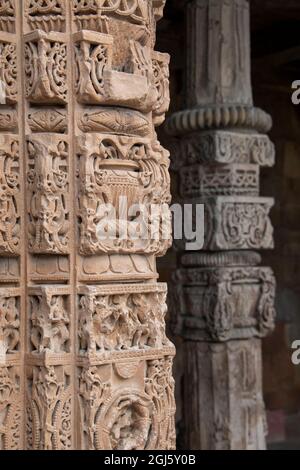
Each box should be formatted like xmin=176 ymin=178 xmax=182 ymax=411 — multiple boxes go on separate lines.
xmin=166 ymin=0 xmax=276 ymax=450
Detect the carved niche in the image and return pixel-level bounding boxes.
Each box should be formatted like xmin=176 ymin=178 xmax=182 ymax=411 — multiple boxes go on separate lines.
xmin=27 ymin=134 xmax=70 ymax=255
xmin=0 ymin=135 xmax=20 ymax=256
xmin=24 ymin=31 xmax=67 ymax=104
xmin=0 ymin=289 xmax=20 ymax=360
xmin=28 ymin=286 xmax=70 ymax=355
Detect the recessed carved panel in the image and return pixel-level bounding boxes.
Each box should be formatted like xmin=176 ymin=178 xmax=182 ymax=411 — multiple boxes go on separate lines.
xmin=77 ymin=354 xmax=175 ymax=450
xmin=0 ymin=1 xmax=15 ymax=33
xmin=28 ymin=286 xmax=70 ymax=354
xmin=27 ymin=134 xmax=70 ymax=254
xmin=0 ymin=366 xmax=21 ymax=450
xmin=77 ymin=134 xmax=171 ymax=256
xmin=172 ymin=266 xmax=276 ymax=342
xmin=25 ymin=31 xmax=67 ymax=104
xmin=0 ymin=289 xmax=20 ymax=361
xmin=28 ymin=109 xmax=67 ymax=133
xmin=26 ymin=365 xmax=72 ymax=450
xmin=0 ymin=135 xmax=20 ymax=256
xmin=78 ymin=284 xmax=171 ymax=354
xmin=0 ymin=41 xmax=17 ymax=104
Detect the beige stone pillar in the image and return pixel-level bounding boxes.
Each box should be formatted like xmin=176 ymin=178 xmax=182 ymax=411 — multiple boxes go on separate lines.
xmin=166 ymin=0 xmax=276 ymax=450
xmin=0 ymin=0 xmax=175 ymax=450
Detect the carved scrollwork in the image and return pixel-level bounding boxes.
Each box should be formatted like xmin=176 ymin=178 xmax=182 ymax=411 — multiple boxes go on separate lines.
xmin=171 ymin=267 xmax=276 ymax=342
xmin=77 ymin=134 xmax=171 ymax=256
xmin=0 ymin=367 xmax=21 ymax=450
xmin=25 ymin=32 xmax=67 ymax=104
xmin=0 ymin=41 xmax=17 ymax=104
xmin=25 ymin=0 xmax=66 ymax=32
xmin=0 ymin=136 xmax=20 ymax=256
xmin=27 ymin=135 xmax=70 ymax=254
xmin=26 ymin=366 xmax=72 ymax=450
xmin=73 ymin=0 xmax=149 ymax=26
xmin=0 ymin=0 xmax=15 ymax=33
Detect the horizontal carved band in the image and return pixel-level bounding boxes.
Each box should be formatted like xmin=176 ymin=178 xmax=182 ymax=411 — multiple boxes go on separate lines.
xmin=173 ymin=131 xmax=275 ymax=168
xmin=165 ymin=105 xmax=272 ymax=136
xmin=181 ymin=251 xmax=262 ymax=268
xmin=77 ymin=283 xmax=171 ymax=356
xmin=180 ymin=163 xmax=260 ymax=198
xmin=171 ymin=266 xmax=276 ymax=341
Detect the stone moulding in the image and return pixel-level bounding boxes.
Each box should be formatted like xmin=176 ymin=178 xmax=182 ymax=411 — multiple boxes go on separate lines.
xmin=172 ymin=266 xmax=276 ymax=342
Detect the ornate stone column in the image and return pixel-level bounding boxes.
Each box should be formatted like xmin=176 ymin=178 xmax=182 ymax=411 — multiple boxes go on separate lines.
xmin=166 ymin=0 xmax=276 ymax=450
xmin=0 ymin=0 xmax=175 ymax=450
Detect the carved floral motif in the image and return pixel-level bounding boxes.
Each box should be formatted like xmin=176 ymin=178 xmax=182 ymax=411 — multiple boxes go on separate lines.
xmin=0 ymin=41 xmax=17 ymax=104
xmin=25 ymin=0 xmax=66 ymax=32
xmin=25 ymin=32 xmax=67 ymax=104
xmin=0 ymin=367 xmax=21 ymax=450
xmin=26 ymin=366 xmax=72 ymax=450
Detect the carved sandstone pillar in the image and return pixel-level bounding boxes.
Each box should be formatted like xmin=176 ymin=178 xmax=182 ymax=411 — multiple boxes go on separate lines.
xmin=0 ymin=0 xmax=175 ymax=450
xmin=166 ymin=0 xmax=276 ymax=449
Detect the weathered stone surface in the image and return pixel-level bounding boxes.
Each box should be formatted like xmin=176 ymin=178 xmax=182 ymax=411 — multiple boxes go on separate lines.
xmin=0 ymin=0 xmax=175 ymax=450
xmin=167 ymin=0 xmax=276 ymax=450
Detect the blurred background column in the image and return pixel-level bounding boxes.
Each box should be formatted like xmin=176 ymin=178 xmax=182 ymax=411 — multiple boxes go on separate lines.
xmin=166 ymin=0 xmax=276 ymax=450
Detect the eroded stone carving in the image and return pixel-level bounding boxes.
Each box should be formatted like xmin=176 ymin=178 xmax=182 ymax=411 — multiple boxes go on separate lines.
xmin=29 ymin=287 xmax=70 ymax=354
xmin=28 ymin=109 xmax=67 ymax=133
xmin=25 ymin=31 xmax=67 ymax=104
xmin=0 ymin=41 xmax=17 ymax=104
xmin=0 ymin=367 xmax=21 ymax=450
xmin=26 ymin=365 xmax=72 ymax=450
xmin=25 ymin=0 xmax=66 ymax=32
xmin=77 ymin=133 xmax=171 ymax=256
xmin=0 ymin=291 xmax=20 ymax=360
xmin=0 ymin=135 xmax=20 ymax=256
xmin=78 ymin=284 xmax=170 ymax=354
xmin=0 ymin=0 xmax=15 ymax=33
xmin=27 ymin=135 xmax=69 ymax=254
